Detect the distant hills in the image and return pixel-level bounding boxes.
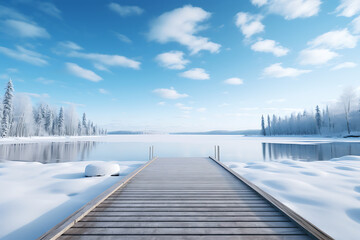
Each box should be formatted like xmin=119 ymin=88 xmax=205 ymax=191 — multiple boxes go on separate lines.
xmin=172 ymin=130 xmax=260 ymax=135
xmin=108 ymin=130 xmax=147 ymax=135
xmin=108 ymin=130 xmax=260 ymax=135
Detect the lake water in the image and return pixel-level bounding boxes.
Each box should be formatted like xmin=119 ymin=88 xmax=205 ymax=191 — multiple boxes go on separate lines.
xmin=1 ymin=135 xmax=360 ymax=163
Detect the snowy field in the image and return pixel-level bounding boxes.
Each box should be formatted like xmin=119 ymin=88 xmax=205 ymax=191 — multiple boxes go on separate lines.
xmin=227 ymin=156 xmax=360 ymax=240
xmin=0 ymin=135 xmax=360 ymax=239
xmin=0 ymin=159 xmax=144 ymax=240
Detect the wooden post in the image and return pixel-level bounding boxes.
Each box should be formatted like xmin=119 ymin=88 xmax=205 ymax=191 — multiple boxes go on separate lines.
xmin=217 ymin=145 xmax=220 ymax=161
xmin=149 ymin=146 xmax=151 ymax=160
xmin=214 ymin=145 xmax=217 ymax=160
xmin=152 ymin=145 xmax=154 ymax=159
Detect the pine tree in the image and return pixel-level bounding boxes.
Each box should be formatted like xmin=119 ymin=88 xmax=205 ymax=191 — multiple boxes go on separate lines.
xmin=315 ymin=105 xmax=321 ymax=134
xmin=261 ymin=115 xmax=266 ymax=136
xmin=82 ymin=113 xmax=87 ymax=135
xmin=45 ymin=109 xmax=53 ymax=135
xmin=267 ymin=115 xmax=271 ymax=136
xmin=77 ymin=121 xmax=82 ymax=136
xmin=58 ymin=107 xmax=65 ymax=136
xmin=1 ymin=79 xmax=14 ymax=137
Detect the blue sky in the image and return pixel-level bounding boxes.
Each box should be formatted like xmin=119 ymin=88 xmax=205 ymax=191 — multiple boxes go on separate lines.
xmin=1 ymin=0 xmax=360 ymax=132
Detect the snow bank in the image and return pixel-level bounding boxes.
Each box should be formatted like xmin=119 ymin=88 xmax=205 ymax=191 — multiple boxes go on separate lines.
xmin=0 ymin=160 xmax=144 ymax=240
xmin=85 ymin=163 xmax=120 ymax=177
xmin=226 ymin=156 xmax=360 ymax=240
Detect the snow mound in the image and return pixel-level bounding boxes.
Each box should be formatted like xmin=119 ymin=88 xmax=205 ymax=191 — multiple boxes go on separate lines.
xmin=85 ymin=163 xmax=120 ymax=177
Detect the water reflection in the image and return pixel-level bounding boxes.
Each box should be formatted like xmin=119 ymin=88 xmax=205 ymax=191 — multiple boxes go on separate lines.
xmin=0 ymin=142 xmax=96 ymax=163
xmin=1 ymin=137 xmax=360 ymax=163
xmin=263 ymin=142 xmax=360 ymax=161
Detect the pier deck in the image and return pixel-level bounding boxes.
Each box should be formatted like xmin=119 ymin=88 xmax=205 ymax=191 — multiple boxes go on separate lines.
xmin=40 ymin=157 xmax=332 ymax=240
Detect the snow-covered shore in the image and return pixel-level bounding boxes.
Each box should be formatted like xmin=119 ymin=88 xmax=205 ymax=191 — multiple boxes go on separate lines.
xmin=226 ymin=156 xmax=360 ymax=240
xmin=0 ymin=160 xmax=144 ymax=240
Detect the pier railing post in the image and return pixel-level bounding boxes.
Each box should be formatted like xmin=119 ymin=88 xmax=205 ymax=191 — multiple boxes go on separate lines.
xmin=214 ymin=145 xmax=217 ymax=160
xmin=214 ymin=145 xmax=220 ymax=161
xmin=152 ymin=145 xmax=154 ymax=159
xmin=149 ymin=146 xmax=151 ymax=160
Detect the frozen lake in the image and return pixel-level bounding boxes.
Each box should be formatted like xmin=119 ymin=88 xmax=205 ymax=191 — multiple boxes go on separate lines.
xmin=1 ymin=135 xmax=360 ymax=163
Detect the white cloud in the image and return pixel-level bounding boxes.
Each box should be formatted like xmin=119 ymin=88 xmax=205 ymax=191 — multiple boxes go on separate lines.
xmin=0 ymin=5 xmax=27 ymax=20
xmin=251 ymin=39 xmax=289 ymax=56
xmin=197 ymin=107 xmax=207 ymax=112
xmin=153 ymin=87 xmax=188 ymax=99
xmin=58 ymin=41 xmax=83 ymax=50
xmin=235 ymin=12 xmax=264 ymax=38
xmin=263 ymin=63 xmax=311 ymax=78
xmin=62 ymin=101 xmax=85 ymax=107
xmin=7 ymin=68 xmax=18 ymax=73
xmin=3 ymin=19 xmax=50 ymax=38
xmin=268 ymin=0 xmax=321 ymax=20
xmin=0 ymin=45 xmax=48 ymax=66
xmin=94 ymin=63 xmax=110 ymax=72
xmin=115 ymin=33 xmax=132 ymax=43
xmin=158 ymin=101 xmax=166 ymax=106
xmin=224 ymin=77 xmax=244 ymax=85
xmin=149 ymin=5 xmax=221 ymax=54
xmin=351 ymin=16 xmax=360 ymax=34
xmin=308 ymin=29 xmax=358 ymax=49
xmin=0 ymin=74 xmax=9 ymax=79
xmin=22 ymin=92 xmax=49 ymax=98
xmin=99 ymin=88 xmax=109 ymax=94
xmin=108 ymin=3 xmax=143 ymax=17
xmin=336 ymin=0 xmax=360 ymax=17
xmin=331 ymin=62 xmax=357 ymax=70
xmin=180 ymin=68 xmax=210 ymax=80
xmin=36 ymin=77 xmax=54 ymax=84
xmin=69 ymin=51 xmax=140 ymax=69
xmin=251 ymin=0 xmax=268 ymax=7
xmin=299 ymin=48 xmax=338 ymax=65
xmin=155 ymin=51 xmax=189 ymax=70
xmin=175 ymin=103 xmax=193 ymax=111
xmin=66 ymin=62 xmax=102 ymax=82
xmin=37 ymin=2 xmax=61 ymax=19
xmin=266 ymin=98 xmax=286 ymax=104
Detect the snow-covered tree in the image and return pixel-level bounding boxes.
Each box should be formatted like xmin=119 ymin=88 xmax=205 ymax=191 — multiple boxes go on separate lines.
xmin=65 ymin=105 xmax=78 ymax=136
xmin=45 ymin=109 xmax=54 ymax=135
xmin=58 ymin=107 xmax=65 ymax=136
xmin=1 ymin=79 xmax=14 ymax=137
xmin=12 ymin=94 xmax=34 ymax=137
xmin=315 ymin=105 xmax=321 ymax=134
xmin=261 ymin=115 xmax=266 ymax=136
xmin=340 ymin=88 xmax=355 ymax=134
xmin=267 ymin=115 xmax=271 ymax=136
xmin=81 ymin=113 xmax=87 ymax=135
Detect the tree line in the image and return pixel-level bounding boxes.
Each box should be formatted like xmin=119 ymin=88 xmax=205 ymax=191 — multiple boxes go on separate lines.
xmin=1 ymin=79 xmax=106 ymax=138
xmin=261 ymin=88 xmax=360 ymax=136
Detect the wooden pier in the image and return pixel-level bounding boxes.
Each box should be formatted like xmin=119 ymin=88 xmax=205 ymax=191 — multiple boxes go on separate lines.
xmin=39 ymin=157 xmax=333 ymax=240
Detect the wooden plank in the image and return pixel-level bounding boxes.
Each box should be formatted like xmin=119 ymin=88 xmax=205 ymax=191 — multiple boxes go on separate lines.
xmin=92 ymin=207 xmax=277 ymax=212
xmin=80 ymin=216 xmax=291 ymax=222
xmin=101 ymin=199 xmax=267 ymax=204
xmin=86 ymin=211 xmax=283 ymax=217
xmin=98 ymin=203 xmax=273 ymax=208
xmin=74 ymin=221 xmax=296 ymax=228
xmin=63 ymin=227 xmax=306 ymax=235
xmin=58 ymin=235 xmax=311 ymax=240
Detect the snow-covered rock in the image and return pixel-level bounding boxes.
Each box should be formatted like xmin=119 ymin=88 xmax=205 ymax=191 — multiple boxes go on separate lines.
xmin=85 ymin=163 xmax=120 ymax=177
